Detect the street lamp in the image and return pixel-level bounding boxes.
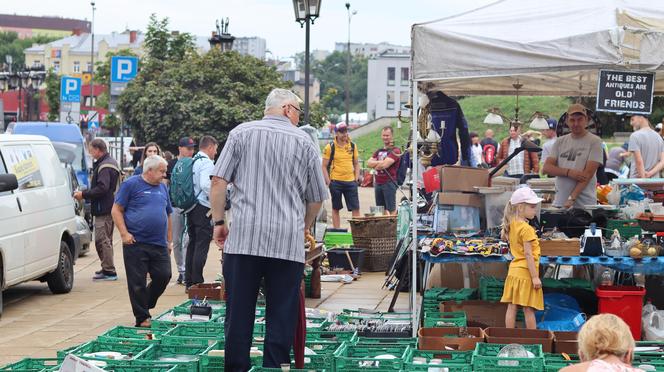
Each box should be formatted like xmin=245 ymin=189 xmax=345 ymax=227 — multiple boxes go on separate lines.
xmin=209 ymin=18 xmax=235 ymax=52
xmin=1 ymin=66 xmax=45 ymax=122
xmin=345 ymin=2 xmax=356 ymax=126
xmin=292 ymin=0 xmax=322 ymax=125
xmin=90 ymin=1 xmax=96 ymax=108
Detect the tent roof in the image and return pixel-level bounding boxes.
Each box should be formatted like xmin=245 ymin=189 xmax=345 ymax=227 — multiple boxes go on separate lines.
xmin=411 ymin=0 xmax=664 ymax=95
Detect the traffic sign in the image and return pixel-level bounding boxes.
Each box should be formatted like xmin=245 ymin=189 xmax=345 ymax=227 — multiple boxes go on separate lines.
xmin=60 ymin=76 xmax=82 ymax=103
xmin=87 ymin=111 xmax=99 ymax=130
xmin=111 ymin=56 xmax=138 ymax=83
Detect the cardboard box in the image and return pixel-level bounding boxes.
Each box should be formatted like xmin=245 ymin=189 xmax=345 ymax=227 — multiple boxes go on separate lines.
xmin=540 ymin=239 xmax=581 ymax=256
xmin=188 ymin=282 xmax=225 ymax=301
xmin=440 ymin=166 xmax=489 ymax=192
xmin=438 ymin=192 xmax=482 ymax=208
xmin=554 ymin=331 xmax=579 ymax=354
xmin=440 ymin=300 xmax=507 ymax=328
xmin=485 ymin=327 xmax=554 ymax=353
xmin=418 ymin=327 xmax=485 ymax=351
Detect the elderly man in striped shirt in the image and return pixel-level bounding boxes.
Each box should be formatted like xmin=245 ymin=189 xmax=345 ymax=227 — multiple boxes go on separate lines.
xmin=210 ymin=88 xmax=328 ymax=371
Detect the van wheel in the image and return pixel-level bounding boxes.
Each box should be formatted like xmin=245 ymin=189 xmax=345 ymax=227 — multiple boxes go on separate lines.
xmin=47 ymin=241 xmax=74 ymax=294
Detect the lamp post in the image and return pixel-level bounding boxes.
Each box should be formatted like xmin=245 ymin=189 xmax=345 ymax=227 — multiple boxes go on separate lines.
xmin=209 ymin=18 xmax=235 ymax=52
xmin=90 ymin=1 xmax=96 ymax=108
xmin=293 ymin=0 xmax=322 ymax=125
xmin=344 ymin=2 xmax=356 ymax=126
xmin=1 ymin=66 xmax=45 ymax=122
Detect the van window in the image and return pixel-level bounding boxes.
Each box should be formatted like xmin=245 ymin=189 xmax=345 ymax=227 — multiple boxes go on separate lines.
xmin=0 ymin=151 xmax=10 ymax=196
xmin=2 ymin=145 xmax=44 ymax=190
xmin=33 ymin=144 xmax=66 ymax=187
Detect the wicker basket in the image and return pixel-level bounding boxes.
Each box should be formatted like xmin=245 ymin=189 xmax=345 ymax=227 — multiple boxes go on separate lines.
xmin=353 ymin=236 xmax=397 ymax=272
xmin=349 ymin=216 xmax=397 ymax=238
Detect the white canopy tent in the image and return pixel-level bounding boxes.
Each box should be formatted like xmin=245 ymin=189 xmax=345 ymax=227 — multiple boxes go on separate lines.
xmin=407 ymin=0 xmax=664 ymax=333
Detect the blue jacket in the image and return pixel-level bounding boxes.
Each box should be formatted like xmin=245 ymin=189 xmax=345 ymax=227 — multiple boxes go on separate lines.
xmin=427 ymin=92 xmax=472 ymax=167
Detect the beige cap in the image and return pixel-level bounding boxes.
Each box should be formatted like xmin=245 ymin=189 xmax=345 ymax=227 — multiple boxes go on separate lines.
xmin=567 ymin=103 xmax=588 ymax=117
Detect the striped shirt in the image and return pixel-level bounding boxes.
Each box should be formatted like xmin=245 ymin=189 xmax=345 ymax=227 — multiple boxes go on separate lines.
xmin=213 ymin=115 xmax=328 ymax=263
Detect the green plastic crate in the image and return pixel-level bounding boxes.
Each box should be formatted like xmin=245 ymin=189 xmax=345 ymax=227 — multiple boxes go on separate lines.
xmin=404 ymin=349 xmax=473 ymax=371
xmin=332 ymin=342 xmax=410 ymax=371
xmin=306 ymin=329 xmax=358 ymax=343
xmin=152 ymin=307 xmax=224 ymax=330
xmin=98 ymin=326 xmax=163 ymax=344
xmin=98 ymin=362 xmax=187 ymax=371
xmin=0 ymin=357 xmax=60 ymax=371
xmin=605 ymin=219 xmax=642 ymax=239
xmin=199 ymin=341 xmax=263 ymax=371
xmin=135 ymin=344 xmax=207 ymax=372
xmin=544 ymin=353 xmax=579 ymax=371
xmin=472 ymin=343 xmax=544 ymax=371
xmin=423 ymin=311 xmax=467 ymax=328
xmin=57 ymin=340 xmax=151 ymax=363
xmin=172 ymin=299 xmax=226 ymax=314
xmin=249 ymin=368 xmax=327 ymax=372
xmin=324 ymin=232 xmax=354 ymax=247
xmin=337 ymin=310 xmax=412 ymax=324
xmin=479 ymin=277 xmax=505 ymax=302
xmin=353 ymin=337 xmax=418 ymax=346
xmin=300 ymin=340 xmax=342 ymax=370
xmin=160 ymin=323 xmax=225 ymax=347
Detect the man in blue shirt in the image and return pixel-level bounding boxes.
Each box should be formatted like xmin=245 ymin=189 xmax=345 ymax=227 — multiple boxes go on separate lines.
xmin=112 ymin=155 xmax=173 ymax=327
xmin=185 ymin=135 xmax=219 ymax=290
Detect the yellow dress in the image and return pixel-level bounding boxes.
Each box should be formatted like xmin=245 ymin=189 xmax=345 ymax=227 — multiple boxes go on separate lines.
xmin=500 ymin=220 xmax=544 ymax=310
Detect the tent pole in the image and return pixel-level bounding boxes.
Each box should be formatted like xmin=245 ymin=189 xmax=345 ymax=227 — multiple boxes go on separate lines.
xmin=410 ymin=79 xmax=419 ymax=337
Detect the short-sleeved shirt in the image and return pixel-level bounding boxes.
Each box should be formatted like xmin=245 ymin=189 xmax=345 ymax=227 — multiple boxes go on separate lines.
xmin=114 ymin=175 xmax=173 ymax=247
xmin=372 ymin=147 xmax=401 ymax=185
xmin=541 ymin=137 xmax=557 ymax=164
xmin=323 ymin=140 xmax=358 ymax=182
xmin=628 ymin=128 xmax=664 ymax=178
xmin=508 ymin=221 xmax=540 ymax=272
xmin=549 ymin=132 xmax=603 ymax=208
xmin=213 ymin=115 xmax=328 ymax=263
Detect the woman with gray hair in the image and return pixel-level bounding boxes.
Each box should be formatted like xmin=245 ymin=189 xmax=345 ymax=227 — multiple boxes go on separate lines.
xmin=111 ymin=154 xmax=173 ymax=327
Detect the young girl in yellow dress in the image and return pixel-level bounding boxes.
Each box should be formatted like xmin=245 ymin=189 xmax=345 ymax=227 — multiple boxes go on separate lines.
xmin=500 ymin=186 xmax=544 ymax=329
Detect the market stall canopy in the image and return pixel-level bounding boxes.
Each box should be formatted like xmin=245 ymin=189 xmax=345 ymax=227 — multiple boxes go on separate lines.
xmin=411 ymin=0 xmax=664 ymax=95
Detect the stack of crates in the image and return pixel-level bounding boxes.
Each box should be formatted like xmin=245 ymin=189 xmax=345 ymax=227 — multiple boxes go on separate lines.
xmin=472 ymin=343 xmax=545 ymax=371
xmin=332 ymin=342 xmax=410 ymax=371
xmin=422 ymin=311 xmax=467 ymax=328
xmin=479 ymin=277 xmax=505 ymax=302
xmin=404 ymin=349 xmax=473 ymax=371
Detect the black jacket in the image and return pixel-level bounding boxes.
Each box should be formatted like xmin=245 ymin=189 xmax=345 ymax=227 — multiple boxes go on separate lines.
xmin=83 ymin=153 xmax=120 ymax=216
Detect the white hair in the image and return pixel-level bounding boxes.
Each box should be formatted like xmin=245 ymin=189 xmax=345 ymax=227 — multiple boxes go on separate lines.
xmin=265 ymin=88 xmax=301 ymax=111
xmin=142 ymin=155 xmax=168 ymax=174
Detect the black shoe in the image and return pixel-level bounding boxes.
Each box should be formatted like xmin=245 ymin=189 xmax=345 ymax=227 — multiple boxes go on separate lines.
xmin=95 ymin=270 xmax=103 ymax=275
xmin=176 ymin=273 xmax=184 ymax=285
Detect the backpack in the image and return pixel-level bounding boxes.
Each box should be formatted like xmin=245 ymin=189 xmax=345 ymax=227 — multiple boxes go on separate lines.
xmin=169 ymin=154 xmax=203 ymax=212
xmin=327 ymin=142 xmax=356 ymax=173
xmin=396 ymin=150 xmax=408 ymax=186
xmin=483 ymin=143 xmax=497 ymax=167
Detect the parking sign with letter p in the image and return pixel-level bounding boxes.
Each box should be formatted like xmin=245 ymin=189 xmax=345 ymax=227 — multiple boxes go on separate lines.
xmin=111 ymin=56 xmax=139 ymax=83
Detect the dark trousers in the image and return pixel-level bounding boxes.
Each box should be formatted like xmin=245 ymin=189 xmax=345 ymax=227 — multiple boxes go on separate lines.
xmin=122 ymin=243 xmax=172 ymax=325
xmin=223 ymin=253 xmax=304 ymax=372
xmin=185 ymin=203 xmax=212 ymax=287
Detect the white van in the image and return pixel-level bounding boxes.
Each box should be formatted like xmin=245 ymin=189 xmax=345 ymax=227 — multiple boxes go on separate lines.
xmin=0 ymin=134 xmax=79 ymax=315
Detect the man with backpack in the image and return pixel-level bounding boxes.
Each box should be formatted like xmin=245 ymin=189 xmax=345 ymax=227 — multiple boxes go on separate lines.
xmin=74 ymin=138 xmax=121 ymax=281
xmin=322 ymin=122 xmax=361 ymax=228
xmin=481 ymin=129 xmax=499 ymax=167
xmin=180 ymin=135 xmax=218 ymax=291
xmin=166 ymin=137 xmax=196 ymax=285
xmin=367 ymin=126 xmax=401 ymax=215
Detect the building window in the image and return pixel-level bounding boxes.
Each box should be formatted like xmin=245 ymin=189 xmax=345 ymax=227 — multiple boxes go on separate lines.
xmin=53 ymin=61 xmax=60 ymax=73
xmin=400 ymin=91 xmax=409 ymax=109
xmin=400 ymin=67 xmax=409 ymax=86
xmin=86 ymin=62 xmax=93 ymax=72
xmin=33 ymin=60 xmax=41 ymax=68
xmin=84 ymin=96 xmax=96 ymax=107
xmin=387 ymin=67 xmax=395 ymax=86
xmin=73 ymin=61 xmax=80 ymax=73
xmin=386 ymin=91 xmax=395 ymax=110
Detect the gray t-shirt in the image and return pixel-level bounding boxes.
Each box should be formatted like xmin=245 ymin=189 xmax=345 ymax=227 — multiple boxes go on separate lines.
xmin=550 ymin=132 xmax=604 ymax=208
xmin=541 ymin=137 xmax=557 ymax=164
xmin=628 ymin=128 xmax=664 ymax=178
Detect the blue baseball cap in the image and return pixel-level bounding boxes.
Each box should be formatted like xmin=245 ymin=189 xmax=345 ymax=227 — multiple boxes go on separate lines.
xmin=546 ymin=118 xmax=557 ymax=130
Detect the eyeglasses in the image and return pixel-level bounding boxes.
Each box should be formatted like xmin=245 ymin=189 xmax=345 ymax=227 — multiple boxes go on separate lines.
xmin=285 ymin=104 xmax=303 ymax=114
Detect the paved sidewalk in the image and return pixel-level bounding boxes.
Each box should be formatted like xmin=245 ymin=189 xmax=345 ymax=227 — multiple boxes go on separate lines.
xmin=0 ymin=224 xmax=412 ymax=365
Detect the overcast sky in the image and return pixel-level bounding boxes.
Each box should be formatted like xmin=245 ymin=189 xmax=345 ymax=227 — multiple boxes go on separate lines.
xmin=2 ymin=0 xmax=495 ymax=59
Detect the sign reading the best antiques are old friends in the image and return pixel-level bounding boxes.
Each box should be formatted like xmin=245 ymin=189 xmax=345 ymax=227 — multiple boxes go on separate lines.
xmin=596 ymin=70 xmax=655 ymax=115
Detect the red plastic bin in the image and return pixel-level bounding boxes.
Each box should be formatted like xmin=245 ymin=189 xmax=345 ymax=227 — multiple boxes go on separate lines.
xmin=596 ymin=285 xmax=646 ymax=340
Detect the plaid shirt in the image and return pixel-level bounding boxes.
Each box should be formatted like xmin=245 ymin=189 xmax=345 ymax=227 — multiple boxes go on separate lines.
xmin=213 ymin=115 xmax=328 ymax=263
xmin=497 ymin=137 xmax=540 ymax=175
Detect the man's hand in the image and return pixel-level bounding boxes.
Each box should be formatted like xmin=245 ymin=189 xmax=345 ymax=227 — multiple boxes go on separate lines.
xmin=356 ymin=176 xmax=363 ymax=185
xmin=532 ymin=277 xmax=542 ymax=290
xmin=121 ymin=232 xmax=136 ymax=245
xmin=213 ymin=225 xmax=229 ymax=250
xmin=305 ymin=229 xmax=316 ymax=250
xmin=563 ymin=198 xmax=575 ymax=209
xmin=324 ymin=176 xmax=331 ymax=187
xmin=568 ymin=169 xmax=588 ymax=182
xmin=73 ymin=191 xmax=84 ymax=201
xmin=167 ymin=242 xmax=173 ymax=255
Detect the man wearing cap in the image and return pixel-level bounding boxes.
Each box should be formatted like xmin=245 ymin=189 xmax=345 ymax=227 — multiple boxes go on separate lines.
xmin=627 ymin=115 xmax=664 ymax=179
xmin=165 ymin=137 xmax=196 ymax=285
xmin=322 ymin=123 xmax=361 ymax=228
xmin=540 ymin=118 xmax=558 ymax=168
xmin=543 ymin=103 xmax=604 ymax=208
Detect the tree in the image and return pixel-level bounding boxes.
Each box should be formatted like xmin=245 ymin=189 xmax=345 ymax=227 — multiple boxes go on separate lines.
xmin=44 ymin=69 xmax=60 ymax=121
xmin=118 ymin=48 xmax=290 ymax=149
xmin=312 ymin=51 xmax=368 ymax=115
xmin=0 ymin=32 xmax=59 ymax=70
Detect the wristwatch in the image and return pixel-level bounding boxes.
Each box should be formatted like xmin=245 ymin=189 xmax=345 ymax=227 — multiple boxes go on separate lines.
xmin=214 ymin=219 xmax=225 ymax=226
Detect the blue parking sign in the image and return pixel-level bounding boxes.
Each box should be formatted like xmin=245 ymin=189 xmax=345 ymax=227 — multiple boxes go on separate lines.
xmin=111 ymin=56 xmax=139 ymax=83
xmin=60 ymin=76 xmax=81 ymax=103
